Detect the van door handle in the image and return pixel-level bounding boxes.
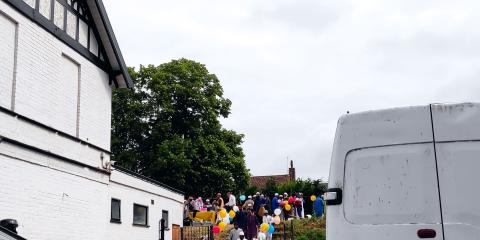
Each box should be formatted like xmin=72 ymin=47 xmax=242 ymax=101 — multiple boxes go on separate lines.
xmin=417 ymin=229 xmax=436 ymax=238
xmin=324 ymin=188 xmax=342 ymax=205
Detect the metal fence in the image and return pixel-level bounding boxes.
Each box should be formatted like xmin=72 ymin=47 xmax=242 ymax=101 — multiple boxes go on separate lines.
xmin=170 ymin=221 xmax=294 ymax=240
xmin=180 ymin=226 xmax=213 ymax=240
xmin=272 ymin=221 xmax=294 ymax=240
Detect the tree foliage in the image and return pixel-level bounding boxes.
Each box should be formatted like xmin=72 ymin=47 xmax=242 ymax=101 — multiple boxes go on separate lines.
xmin=277 ymin=179 xmax=327 ymax=197
xmin=264 ymin=177 xmax=279 ymax=197
xmin=251 ymin=178 xmax=327 ymax=214
xmin=111 ymin=58 xmax=250 ymax=196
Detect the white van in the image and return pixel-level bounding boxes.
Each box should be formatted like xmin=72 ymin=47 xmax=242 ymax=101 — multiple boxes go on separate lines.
xmin=325 ymin=103 xmax=480 ymax=240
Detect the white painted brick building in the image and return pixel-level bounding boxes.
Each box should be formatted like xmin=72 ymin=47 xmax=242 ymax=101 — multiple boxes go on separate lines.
xmin=0 ymin=1 xmax=184 ymax=239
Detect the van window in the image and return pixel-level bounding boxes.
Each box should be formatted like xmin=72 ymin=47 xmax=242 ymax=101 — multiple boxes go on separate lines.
xmin=344 ymin=143 xmax=441 ymax=225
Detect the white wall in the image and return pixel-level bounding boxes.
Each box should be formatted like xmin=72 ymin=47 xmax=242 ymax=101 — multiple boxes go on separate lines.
xmin=0 ymin=11 xmax=16 ymax=109
xmin=0 ymin=3 xmax=185 ymax=240
xmin=78 ymin=63 xmax=112 ymax=149
xmin=0 ymin=142 xmax=110 ymax=240
xmin=0 ymin=141 xmax=184 ymax=240
xmin=107 ymin=170 xmax=184 ymax=240
xmin=0 ymin=0 xmax=112 ymax=150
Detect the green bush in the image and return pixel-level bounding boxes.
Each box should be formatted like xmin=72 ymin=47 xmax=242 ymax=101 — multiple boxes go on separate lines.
xmin=292 ymin=218 xmax=326 ymax=240
xmin=296 ymin=229 xmax=325 ymax=240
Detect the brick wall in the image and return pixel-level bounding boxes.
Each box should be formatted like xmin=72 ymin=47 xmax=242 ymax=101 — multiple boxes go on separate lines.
xmin=0 ymin=0 xmax=112 ymax=151
xmin=0 ymin=142 xmax=110 ymax=240
xmin=0 ymin=140 xmax=184 ymax=240
xmin=0 ymin=3 xmax=185 ymax=240
xmin=107 ymin=170 xmax=184 ymax=240
xmin=0 ymin=11 xmax=16 ymax=109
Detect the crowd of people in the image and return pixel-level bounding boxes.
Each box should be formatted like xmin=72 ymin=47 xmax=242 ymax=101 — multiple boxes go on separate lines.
xmin=184 ymin=191 xmax=324 ymax=240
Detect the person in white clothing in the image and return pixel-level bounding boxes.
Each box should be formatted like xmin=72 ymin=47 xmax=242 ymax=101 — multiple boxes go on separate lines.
xmin=226 ymin=191 xmax=236 ymax=212
xmin=262 ymin=211 xmax=273 ymax=224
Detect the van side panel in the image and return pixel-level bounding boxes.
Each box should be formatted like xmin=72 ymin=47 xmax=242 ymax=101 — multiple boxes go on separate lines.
xmin=436 ymin=142 xmax=480 ymax=239
xmin=432 ymin=103 xmax=480 ymax=239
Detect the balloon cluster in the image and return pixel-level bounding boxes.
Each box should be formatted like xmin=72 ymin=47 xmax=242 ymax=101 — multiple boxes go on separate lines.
xmin=260 ymin=223 xmax=275 ymax=234
xmin=272 ymin=208 xmax=281 ymax=225
xmin=213 ymin=206 xmax=241 ymax=235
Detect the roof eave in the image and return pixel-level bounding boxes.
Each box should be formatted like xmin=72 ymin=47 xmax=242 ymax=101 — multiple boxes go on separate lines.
xmin=88 ymin=0 xmax=134 ymax=89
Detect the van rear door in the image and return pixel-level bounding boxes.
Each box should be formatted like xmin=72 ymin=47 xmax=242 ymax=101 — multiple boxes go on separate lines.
xmin=431 ymin=103 xmax=480 ymax=239
xmin=342 ymin=143 xmax=443 ymax=239
xmin=331 ymin=105 xmax=444 ymax=240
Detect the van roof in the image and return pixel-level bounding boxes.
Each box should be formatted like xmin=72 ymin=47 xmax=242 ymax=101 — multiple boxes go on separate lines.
xmin=336 ymin=104 xmax=433 ymax=149
xmin=328 ymin=102 xmax=480 ymax=188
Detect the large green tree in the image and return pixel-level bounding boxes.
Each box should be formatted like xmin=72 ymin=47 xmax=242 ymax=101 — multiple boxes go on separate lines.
xmin=111 ymin=59 xmax=250 ymax=196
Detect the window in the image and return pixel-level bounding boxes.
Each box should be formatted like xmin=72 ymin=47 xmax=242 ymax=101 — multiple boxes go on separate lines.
xmin=133 ymin=204 xmax=148 ymax=226
xmin=22 ymin=0 xmax=36 ymax=8
xmin=66 ymin=10 xmax=77 ymax=39
xmin=162 ymin=210 xmax=169 ymax=230
xmin=110 ymin=198 xmax=121 ymax=223
xmin=53 ymin=1 xmax=64 ymax=30
xmin=78 ymin=19 xmax=88 ymax=47
xmin=16 ymin=0 xmax=108 ymax=67
xmin=38 ymin=0 xmax=51 ymax=19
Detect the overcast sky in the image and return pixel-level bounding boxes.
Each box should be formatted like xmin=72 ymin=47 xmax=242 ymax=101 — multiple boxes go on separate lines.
xmin=103 ymin=0 xmax=480 ymax=181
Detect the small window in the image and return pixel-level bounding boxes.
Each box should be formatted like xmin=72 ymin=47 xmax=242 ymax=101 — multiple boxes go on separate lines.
xmin=110 ymin=198 xmax=121 ymax=223
xmin=53 ymin=1 xmax=64 ymax=30
xmin=89 ymin=29 xmax=98 ymax=56
xmin=133 ymin=204 xmax=148 ymax=226
xmin=162 ymin=210 xmax=169 ymax=229
xmin=78 ymin=19 xmax=88 ymax=47
xmin=38 ymin=0 xmax=51 ymax=19
xmin=23 ymin=0 xmax=36 ymax=8
xmin=66 ymin=10 xmax=77 ymax=39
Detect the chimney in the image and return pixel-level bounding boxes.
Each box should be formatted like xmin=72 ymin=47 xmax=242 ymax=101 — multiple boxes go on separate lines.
xmin=288 ymin=160 xmax=296 ymax=181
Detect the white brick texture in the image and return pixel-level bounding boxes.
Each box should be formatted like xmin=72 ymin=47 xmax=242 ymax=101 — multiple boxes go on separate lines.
xmin=0 ymin=0 xmax=112 ymax=150
xmin=0 ymin=12 xmax=16 ymax=109
xmin=107 ymin=171 xmax=184 ymax=240
xmin=0 ymin=3 xmax=185 ymax=240
xmin=0 ymin=142 xmax=184 ymax=240
xmin=0 ymin=146 xmax=110 ymax=240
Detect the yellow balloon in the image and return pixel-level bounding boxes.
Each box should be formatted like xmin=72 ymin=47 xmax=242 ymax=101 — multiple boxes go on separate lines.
xmin=229 ymin=210 xmax=236 ymax=218
xmin=218 ymin=221 xmax=227 ymax=230
xmin=310 ymin=195 xmax=317 ymax=202
xmin=285 ymin=204 xmax=292 ymax=211
xmin=260 ymin=223 xmax=269 ymax=232
xmin=219 ymin=209 xmax=227 ymax=219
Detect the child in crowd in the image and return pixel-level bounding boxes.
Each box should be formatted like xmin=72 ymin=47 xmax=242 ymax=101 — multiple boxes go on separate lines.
xmin=257 ymin=231 xmax=266 ymax=240
xmin=229 ymin=223 xmax=243 ymax=240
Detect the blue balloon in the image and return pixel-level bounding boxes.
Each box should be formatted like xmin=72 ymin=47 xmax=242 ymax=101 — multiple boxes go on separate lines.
xmin=268 ymin=224 xmax=275 ymax=234
xmin=240 ymin=195 xmax=246 ymax=201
